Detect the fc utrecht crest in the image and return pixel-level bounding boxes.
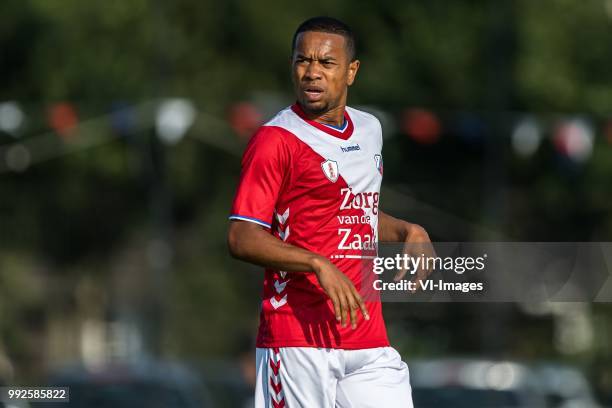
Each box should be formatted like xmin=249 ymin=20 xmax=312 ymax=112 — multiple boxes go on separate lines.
xmin=374 ymin=154 xmax=383 ymax=176
xmin=321 ymin=159 xmax=339 ymax=183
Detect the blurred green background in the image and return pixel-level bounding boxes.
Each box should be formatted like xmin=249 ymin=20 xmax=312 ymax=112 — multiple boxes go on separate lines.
xmin=1 ymin=0 xmax=612 ymax=406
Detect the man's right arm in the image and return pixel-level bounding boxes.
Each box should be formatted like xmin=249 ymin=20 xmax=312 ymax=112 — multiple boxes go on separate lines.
xmin=227 ymin=220 xmax=369 ymax=329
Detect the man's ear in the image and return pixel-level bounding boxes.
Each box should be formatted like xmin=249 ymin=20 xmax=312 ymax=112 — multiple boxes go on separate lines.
xmin=347 ymin=59 xmax=360 ymax=86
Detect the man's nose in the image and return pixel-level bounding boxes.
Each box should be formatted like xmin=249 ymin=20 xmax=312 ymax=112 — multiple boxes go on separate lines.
xmin=304 ymin=61 xmax=322 ymax=79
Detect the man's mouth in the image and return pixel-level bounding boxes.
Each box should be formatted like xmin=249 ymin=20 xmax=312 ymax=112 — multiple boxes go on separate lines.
xmin=302 ymin=86 xmax=324 ymax=101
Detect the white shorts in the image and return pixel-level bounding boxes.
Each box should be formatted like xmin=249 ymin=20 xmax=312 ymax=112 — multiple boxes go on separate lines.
xmin=254 ymin=346 xmax=413 ymax=408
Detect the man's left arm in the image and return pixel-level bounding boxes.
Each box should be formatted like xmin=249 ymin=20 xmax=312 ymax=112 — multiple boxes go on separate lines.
xmin=378 ymin=210 xmax=435 ymax=290
xmin=378 ymin=210 xmax=430 ymax=244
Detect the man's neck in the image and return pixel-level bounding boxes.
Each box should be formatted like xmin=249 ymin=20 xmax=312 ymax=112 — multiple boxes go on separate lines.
xmin=300 ymin=103 xmax=346 ymax=128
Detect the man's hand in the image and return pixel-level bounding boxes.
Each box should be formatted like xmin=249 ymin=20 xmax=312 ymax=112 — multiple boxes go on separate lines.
xmin=229 ymin=220 xmax=369 ymax=328
xmin=378 ymin=211 xmax=435 ymax=293
xmin=311 ymin=256 xmax=370 ymax=329
xmin=394 ymin=224 xmax=436 ymax=293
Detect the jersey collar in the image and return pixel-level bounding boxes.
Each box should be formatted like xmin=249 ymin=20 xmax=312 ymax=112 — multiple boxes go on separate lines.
xmin=291 ymin=103 xmax=354 ymax=140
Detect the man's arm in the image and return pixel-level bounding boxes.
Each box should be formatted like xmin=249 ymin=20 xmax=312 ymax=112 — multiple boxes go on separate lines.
xmin=378 ymin=210 xmax=434 ymax=290
xmin=378 ymin=210 xmax=430 ymax=243
xmin=228 ymin=220 xmax=369 ymax=329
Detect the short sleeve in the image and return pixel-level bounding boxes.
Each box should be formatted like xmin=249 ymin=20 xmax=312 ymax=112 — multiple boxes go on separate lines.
xmin=229 ymin=126 xmax=291 ymax=228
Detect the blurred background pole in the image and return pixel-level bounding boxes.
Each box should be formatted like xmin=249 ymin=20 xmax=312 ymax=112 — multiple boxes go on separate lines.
xmin=141 ymin=125 xmax=173 ymax=357
xmin=139 ymin=0 xmax=174 ymax=357
xmin=479 ymin=0 xmax=517 ymax=355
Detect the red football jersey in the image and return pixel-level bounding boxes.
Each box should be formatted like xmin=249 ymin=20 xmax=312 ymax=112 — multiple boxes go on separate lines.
xmin=230 ymin=103 xmax=388 ymax=349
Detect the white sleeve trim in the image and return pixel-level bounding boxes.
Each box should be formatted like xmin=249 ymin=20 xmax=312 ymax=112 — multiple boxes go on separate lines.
xmin=228 ymin=215 xmax=272 ymax=229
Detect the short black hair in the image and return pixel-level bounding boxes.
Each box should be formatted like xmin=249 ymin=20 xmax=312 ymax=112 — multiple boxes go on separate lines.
xmin=292 ymin=16 xmax=356 ymax=61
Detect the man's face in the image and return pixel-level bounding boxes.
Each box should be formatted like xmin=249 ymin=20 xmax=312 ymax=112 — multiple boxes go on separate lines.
xmin=292 ymin=31 xmax=360 ymax=115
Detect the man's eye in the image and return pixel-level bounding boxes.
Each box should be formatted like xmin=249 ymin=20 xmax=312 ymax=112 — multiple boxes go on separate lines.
xmin=321 ymin=61 xmax=334 ymax=66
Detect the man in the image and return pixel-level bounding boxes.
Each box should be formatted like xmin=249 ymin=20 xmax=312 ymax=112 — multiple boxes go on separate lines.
xmin=228 ymin=16 xmax=431 ymax=408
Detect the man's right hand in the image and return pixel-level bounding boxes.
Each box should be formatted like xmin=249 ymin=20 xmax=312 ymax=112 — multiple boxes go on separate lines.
xmin=228 ymin=221 xmax=369 ymax=329
xmin=311 ymin=256 xmax=370 ymax=330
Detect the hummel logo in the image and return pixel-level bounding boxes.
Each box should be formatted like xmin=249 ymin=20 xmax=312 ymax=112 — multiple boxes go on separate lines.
xmin=341 ymin=144 xmax=361 ymax=153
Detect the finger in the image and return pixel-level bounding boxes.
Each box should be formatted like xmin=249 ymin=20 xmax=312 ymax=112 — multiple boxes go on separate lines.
xmin=351 ymin=287 xmax=370 ymax=321
xmin=346 ymin=288 xmax=361 ymax=329
xmin=348 ymin=300 xmax=358 ymax=330
xmin=415 ymin=242 xmax=436 ymax=284
xmin=330 ymin=292 xmax=342 ymax=323
xmin=409 ymin=278 xmax=417 ymax=293
xmin=428 ymin=243 xmax=437 ymax=260
xmin=338 ymin=292 xmax=349 ymax=328
xmin=412 ymin=265 xmax=430 ymax=293
xmin=413 ymin=277 xmax=423 ymax=293
xmin=421 ymin=243 xmax=435 ymax=271
xmin=402 ymin=244 xmax=417 ymax=292
xmin=394 ymin=267 xmax=408 ymax=282
xmin=409 ymin=274 xmax=421 ymax=293
xmin=423 ymin=264 xmax=432 ymax=279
